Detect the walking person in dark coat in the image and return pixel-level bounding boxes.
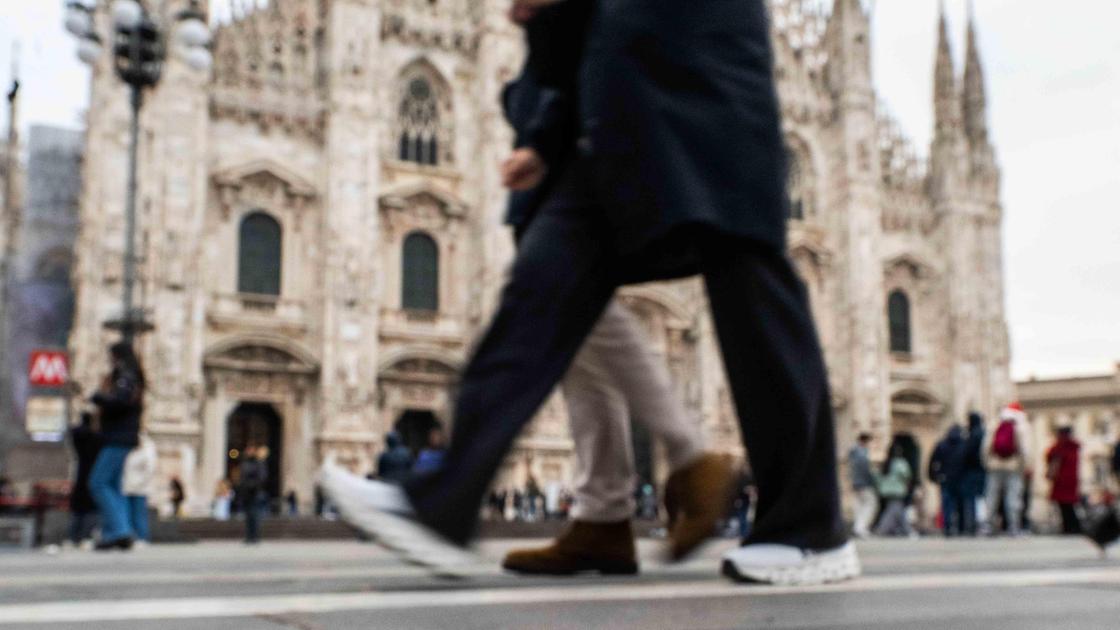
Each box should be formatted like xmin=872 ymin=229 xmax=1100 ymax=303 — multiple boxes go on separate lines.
xmin=320 ymin=0 xmax=855 ymax=586
xmin=239 ymin=445 xmax=269 ymax=544
xmin=1046 ymin=427 xmax=1081 ymax=535
xmin=88 ymin=342 xmax=145 ymax=551
xmin=961 ymin=413 xmax=987 ymax=536
xmin=376 ymin=432 xmax=413 ymax=484
xmin=68 ymin=412 xmax=102 ymax=548
xmin=928 ymin=426 xmax=967 ymax=536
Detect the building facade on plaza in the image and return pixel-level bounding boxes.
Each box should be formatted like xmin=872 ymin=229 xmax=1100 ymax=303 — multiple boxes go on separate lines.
xmin=69 ymin=0 xmax=1012 ymax=514
xmin=0 ymin=121 xmax=84 ymax=479
xmin=1018 ymin=367 xmax=1120 ymax=527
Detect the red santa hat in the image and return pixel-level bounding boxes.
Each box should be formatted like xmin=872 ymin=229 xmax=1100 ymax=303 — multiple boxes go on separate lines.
xmin=1001 ymin=402 xmax=1027 ymax=423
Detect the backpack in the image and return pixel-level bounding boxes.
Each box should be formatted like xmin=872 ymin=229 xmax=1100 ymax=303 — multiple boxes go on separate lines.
xmin=991 ymin=419 xmax=1018 ymax=459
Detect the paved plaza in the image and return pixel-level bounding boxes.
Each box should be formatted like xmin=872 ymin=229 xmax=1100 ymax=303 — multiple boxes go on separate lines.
xmin=0 ymin=537 xmax=1118 ymax=629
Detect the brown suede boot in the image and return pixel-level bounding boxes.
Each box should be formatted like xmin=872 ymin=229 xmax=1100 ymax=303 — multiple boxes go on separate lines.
xmin=501 ymin=520 xmax=638 ymax=576
xmin=664 ymin=452 xmax=735 ymax=561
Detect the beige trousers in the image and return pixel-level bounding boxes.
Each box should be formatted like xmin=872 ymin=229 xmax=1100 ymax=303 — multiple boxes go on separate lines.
xmin=561 ymin=300 xmax=704 ymax=523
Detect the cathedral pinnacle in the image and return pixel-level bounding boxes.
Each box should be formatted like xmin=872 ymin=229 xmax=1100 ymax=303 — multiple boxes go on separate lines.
xmin=963 ymin=9 xmax=989 ymax=145
xmin=933 ymin=3 xmax=961 ymax=136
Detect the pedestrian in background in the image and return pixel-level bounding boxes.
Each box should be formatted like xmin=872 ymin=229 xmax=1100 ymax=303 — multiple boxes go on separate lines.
xmin=239 ymin=445 xmax=268 ymax=544
xmin=928 ymin=426 xmax=967 ymax=536
xmin=285 ymin=490 xmax=299 ymax=516
xmin=875 ymin=444 xmax=913 ymax=537
xmin=983 ymin=403 xmax=1033 ymax=536
xmin=848 ymin=433 xmax=877 ymax=539
xmin=412 ymin=426 xmax=447 ymax=477
xmin=961 ymin=413 xmax=987 ymax=536
xmin=88 ymin=342 xmax=145 ymax=551
xmin=121 ymin=432 xmax=158 ymax=547
xmin=1046 ymin=426 xmax=1081 ymax=535
xmin=68 ymin=412 xmax=102 ymax=549
xmin=212 ymin=479 xmax=232 ymax=521
xmin=376 ymin=431 xmax=413 ymax=484
xmin=169 ymin=476 xmax=185 ymax=518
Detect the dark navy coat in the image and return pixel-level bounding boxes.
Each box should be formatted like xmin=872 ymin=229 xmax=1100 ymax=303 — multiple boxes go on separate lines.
xmin=501 ymin=62 xmax=576 ymax=232
xmin=532 ymin=0 xmax=788 ymax=280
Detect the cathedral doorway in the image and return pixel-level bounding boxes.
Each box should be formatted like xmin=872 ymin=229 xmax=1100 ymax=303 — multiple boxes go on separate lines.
xmin=395 ymin=409 xmax=443 ymax=456
xmin=226 ymin=402 xmax=283 ymax=502
xmin=890 ymin=390 xmax=947 ymax=524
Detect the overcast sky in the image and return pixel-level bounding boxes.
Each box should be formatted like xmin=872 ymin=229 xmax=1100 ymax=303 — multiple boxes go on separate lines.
xmin=1 ymin=0 xmax=1117 ymax=381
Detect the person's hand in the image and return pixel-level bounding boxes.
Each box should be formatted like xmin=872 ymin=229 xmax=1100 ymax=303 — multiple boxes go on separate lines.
xmin=501 ymin=148 xmax=548 ymax=191
xmin=509 ymin=0 xmax=563 ymax=25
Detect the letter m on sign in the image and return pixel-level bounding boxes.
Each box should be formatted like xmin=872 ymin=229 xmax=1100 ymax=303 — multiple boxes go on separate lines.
xmin=29 ymin=351 xmax=69 ymax=387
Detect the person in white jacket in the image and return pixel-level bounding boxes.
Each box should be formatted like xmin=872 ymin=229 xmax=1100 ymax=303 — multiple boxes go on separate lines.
xmin=982 ymin=403 xmax=1033 ymax=536
xmin=121 ymin=433 xmax=158 ymax=544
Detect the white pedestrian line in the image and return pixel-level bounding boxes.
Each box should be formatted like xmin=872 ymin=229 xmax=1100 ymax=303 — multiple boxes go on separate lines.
xmin=1 ymin=567 xmax=1118 ymax=625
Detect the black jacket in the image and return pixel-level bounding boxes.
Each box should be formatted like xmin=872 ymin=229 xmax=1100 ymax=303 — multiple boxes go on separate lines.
xmin=531 ymin=0 xmax=788 ymax=281
xmin=963 ymin=414 xmax=986 ymax=474
xmin=928 ymin=427 xmax=967 ymax=487
xmin=69 ymin=425 xmax=103 ymax=513
xmin=501 ymin=62 xmax=576 ymax=232
xmin=90 ymin=369 xmax=143 ymax=447
xmin=239 ymin=459 xmax=268 ymax=500
xmin=377 ymin=434 xmax=415 ymax=485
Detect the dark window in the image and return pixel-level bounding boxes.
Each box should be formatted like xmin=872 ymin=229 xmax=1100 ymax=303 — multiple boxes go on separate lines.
xmin=402 ymin=232 xmax=439 ymax=311
xmin=399 ymin=77 xmax=442 ymax=166
xmin=888 ymin=290 xmax=912 ymax=354
xmin=787 ymin=147 xmax=808 ymax=220
xmin=238 ymin=212 xmax=282 ymax=296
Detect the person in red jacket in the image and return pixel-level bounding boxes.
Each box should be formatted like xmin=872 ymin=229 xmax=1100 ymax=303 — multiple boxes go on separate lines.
xmin=1046 ymin=427 xmax=1081 ymax=535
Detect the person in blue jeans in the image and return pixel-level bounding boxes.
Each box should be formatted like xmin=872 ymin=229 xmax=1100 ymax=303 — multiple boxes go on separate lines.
xmin=89 ymin=342 xmax=145 ymax=551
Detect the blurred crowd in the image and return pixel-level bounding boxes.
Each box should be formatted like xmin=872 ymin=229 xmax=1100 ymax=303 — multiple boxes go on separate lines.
xmin=847 ymin=402 xmax=1120 ymax=542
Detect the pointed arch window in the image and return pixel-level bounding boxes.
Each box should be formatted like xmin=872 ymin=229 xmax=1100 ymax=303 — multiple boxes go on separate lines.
xmin=238 ymin=212 xmax=282 ymax=296
xmin=888 ymin=290 xmax=912 ymax=354
xmin=398 ymin=77 xmax=443 ymax=166
xmin=402 ymin=231 xmax=439 ymax=312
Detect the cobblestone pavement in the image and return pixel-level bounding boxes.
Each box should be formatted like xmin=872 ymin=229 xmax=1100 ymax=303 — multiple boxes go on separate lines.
xmin=1 ymin=536 xmax=1118 ymax=629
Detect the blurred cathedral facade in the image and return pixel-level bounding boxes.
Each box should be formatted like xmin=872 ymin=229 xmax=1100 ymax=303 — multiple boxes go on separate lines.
xmin=69 ymin=0 xmax=1011 ymax=515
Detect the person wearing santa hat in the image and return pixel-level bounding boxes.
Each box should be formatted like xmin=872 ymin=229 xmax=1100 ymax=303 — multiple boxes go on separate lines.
xmin=982 ymin=402 xmax=1034 ymax=536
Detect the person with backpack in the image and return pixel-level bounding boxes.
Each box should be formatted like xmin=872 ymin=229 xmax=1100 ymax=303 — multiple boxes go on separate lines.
xmin=982 ymin=403 xmax=1033 ymax=536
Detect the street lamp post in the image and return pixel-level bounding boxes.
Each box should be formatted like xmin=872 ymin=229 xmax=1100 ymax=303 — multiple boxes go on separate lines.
xmin=65 ymin=0 xmax=212 ymax=343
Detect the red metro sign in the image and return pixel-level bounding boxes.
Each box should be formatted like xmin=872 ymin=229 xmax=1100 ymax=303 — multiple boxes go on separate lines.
xmin=29 ymin=351 xmax=70 ymax=388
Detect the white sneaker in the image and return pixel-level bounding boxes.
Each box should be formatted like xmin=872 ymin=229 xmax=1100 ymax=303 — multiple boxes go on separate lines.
xmin=721 ymin=541 xmax=861 ymax=586
xmin=317 ymin=459 xmax=474 ymax=578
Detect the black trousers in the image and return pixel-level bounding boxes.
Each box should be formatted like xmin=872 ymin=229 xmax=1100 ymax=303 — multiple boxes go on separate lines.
xmin=1058 ymin=502 xmax=1082 ymax=535
xmin=405 ymin=161 xmax=846 ymax=551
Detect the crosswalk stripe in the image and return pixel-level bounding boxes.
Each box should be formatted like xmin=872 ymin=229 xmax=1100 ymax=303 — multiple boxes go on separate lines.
xmin=1 ymin=567 xmax=1118 ymax=624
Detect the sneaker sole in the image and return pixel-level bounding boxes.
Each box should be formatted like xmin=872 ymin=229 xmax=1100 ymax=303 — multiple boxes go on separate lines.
xmin=318 ymin=465 xmax=471 ymax=579
xmin=721 ymin=545 xmax=861 ymax=587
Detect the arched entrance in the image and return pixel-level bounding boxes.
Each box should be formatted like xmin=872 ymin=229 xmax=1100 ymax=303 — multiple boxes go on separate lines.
xmin=226 ymin=403 xmax=283 ymax=501
xmin=890 ymin=390 xmax=947 ymax=524
xmin=395 ymin=409 xmax=442 ymax=456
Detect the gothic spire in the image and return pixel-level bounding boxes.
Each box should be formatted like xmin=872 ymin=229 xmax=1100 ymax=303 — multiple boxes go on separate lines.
xmin=962 ymin=7 xmax=989 ymax=145
xmin=825 ymin=0 xmax=872 ymax=95
xmin=933 ymin=2 xmax=960 ymax=137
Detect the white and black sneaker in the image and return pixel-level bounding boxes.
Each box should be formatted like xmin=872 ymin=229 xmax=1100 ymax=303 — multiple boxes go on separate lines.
xmin=317 ymin=459 xmax=475 ymax=578
xmin=721 ymin=541 xmax=860 ymax=586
